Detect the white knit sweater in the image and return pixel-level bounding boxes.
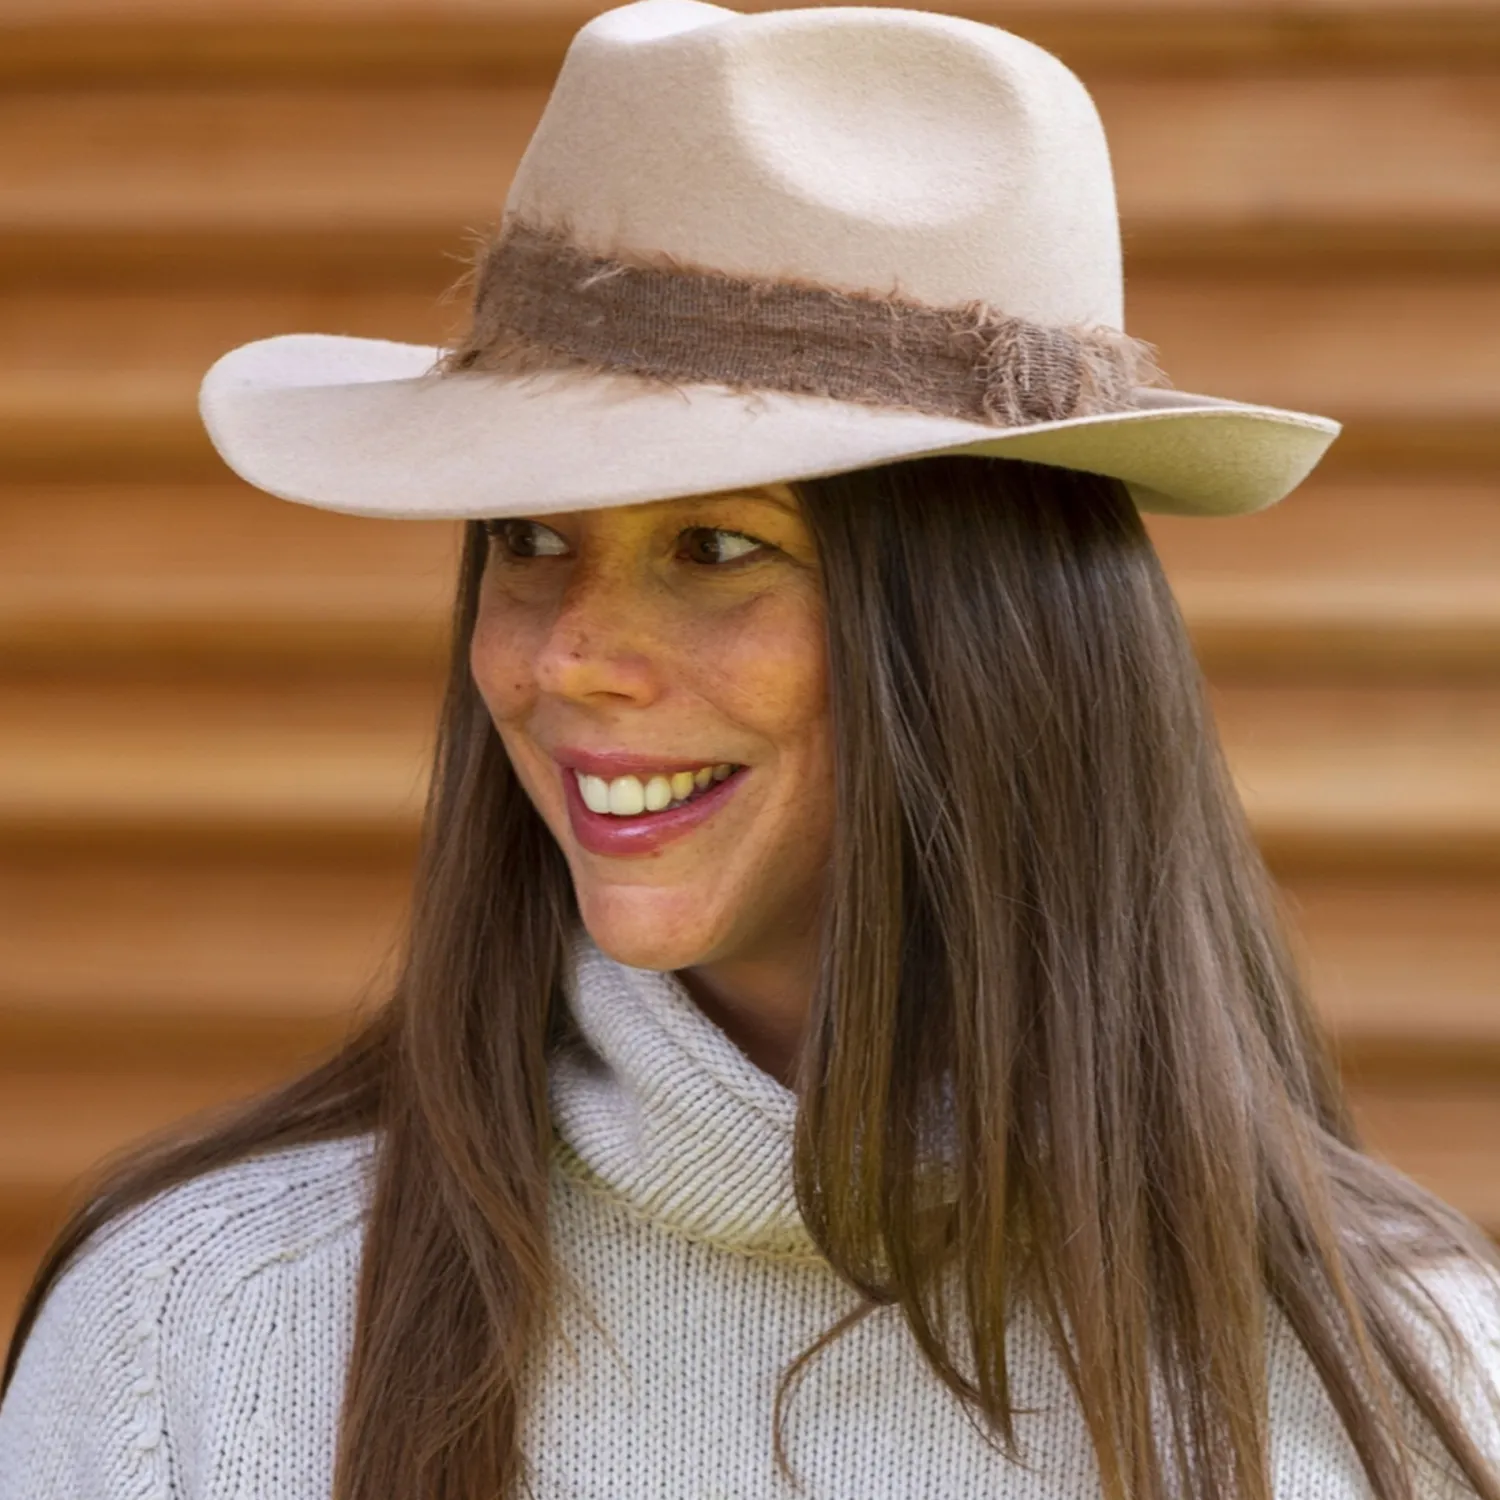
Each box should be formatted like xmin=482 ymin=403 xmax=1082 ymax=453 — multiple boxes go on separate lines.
xmin=3 ymin=930 xmax=1498 ymax=1499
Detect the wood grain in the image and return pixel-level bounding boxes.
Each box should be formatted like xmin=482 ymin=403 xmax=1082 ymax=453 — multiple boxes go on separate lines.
xmin=5 ymin=2 xmax=1500 ymax=86
xmin=1 ymin=75 xmax=1495 ymax=278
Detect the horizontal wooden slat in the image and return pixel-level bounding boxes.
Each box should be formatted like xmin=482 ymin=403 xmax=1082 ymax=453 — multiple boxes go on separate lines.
xmin=0 ymin=672 xmax=438 ymax=845
xmin=1 ymin=672 xmax=1497 ymax=863
xmin=0 ymin=480 xmax=458 ymax=578
xmin=1104 ymin=74 xmax=1500 ymax=269
xmin=1345 ymin=1076 xmax=1500 ymax=1233
xmin=0 ymin=479 xmax=458 ymax=665
xmin=3 ymin=74 xmax=1497 ymax=281
xmin=0 ymin=1068 xmax=297 ymax=1252
xmin=0 ymin=853 xmax=1490 ymax=1067
xmin=0 ymin=283 xmax=447 ymax=478
xmin=2 ymin=477 xmax=1497 ymax=673
xmin=1130 ymin=272 xmax=1500 ymax=462
xmin=0 ymin=846 xmax=408 ymax=1067
xmin=1212 ymin=683 xmax=1500 ymax=867
xmin=0 ymin=86 xmax=536 ymax=285
xmin=4 ymin=276 xmax=1499 ymax=479
xmin=1284 ymin=872 xmax=1500 ymax=1057
xmin=1148 ymin=479 xmax=1500 ymax=579
xmin=1177 ymin=579 xmax=1500 ymax=677
xmin=1147 ymin=477 xmax=1500 ymax=675
xmin=4 ymin=1 xmax=1500 ymax=86
xmin=0 ymin=584 xmax=450 ymax=668
xmin=0 ymin=88 xmax=537 ymax=246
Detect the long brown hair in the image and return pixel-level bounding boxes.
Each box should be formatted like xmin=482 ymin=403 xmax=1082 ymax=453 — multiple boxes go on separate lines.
xmin=6 ymin=455 xmax=1499 ymax=1500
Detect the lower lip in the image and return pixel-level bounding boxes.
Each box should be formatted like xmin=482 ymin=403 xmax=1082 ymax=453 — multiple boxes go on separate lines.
xmin=561 ymin=768 xmax=747 ymax=857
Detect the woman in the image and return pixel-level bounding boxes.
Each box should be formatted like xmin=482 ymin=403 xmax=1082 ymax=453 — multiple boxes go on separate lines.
xmin=3 ymin=3 xmax=1498 ymax=1498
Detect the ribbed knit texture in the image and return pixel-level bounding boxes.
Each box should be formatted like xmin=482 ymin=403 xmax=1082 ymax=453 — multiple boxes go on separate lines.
xmin=3 ymin=927 xmax=1498 ymax=1498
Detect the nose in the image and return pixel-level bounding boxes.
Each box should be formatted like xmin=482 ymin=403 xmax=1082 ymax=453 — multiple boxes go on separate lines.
xmin=530 ymin=559 xmax=665 ymax=707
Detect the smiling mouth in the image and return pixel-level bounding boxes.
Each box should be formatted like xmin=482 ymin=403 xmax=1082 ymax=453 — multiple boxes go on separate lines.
xmin=573 ymin=763 xmax=741 ymax=817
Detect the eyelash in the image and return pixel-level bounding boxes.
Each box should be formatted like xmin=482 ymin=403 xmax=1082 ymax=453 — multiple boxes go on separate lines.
xmin=678 ymin=527 xmax=766 ymax=567
xmin=481 ymin=519 xmax=771 ymax=567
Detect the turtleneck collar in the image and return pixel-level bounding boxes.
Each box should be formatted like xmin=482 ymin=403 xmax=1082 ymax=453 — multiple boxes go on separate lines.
xmin=549 ymin=925 xmax=821 ymax=1260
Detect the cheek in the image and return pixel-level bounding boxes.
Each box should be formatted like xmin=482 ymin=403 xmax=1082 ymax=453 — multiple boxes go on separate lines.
xmin=469 ymin=600 xmax=565 ymax=828
xmin=469 ymin=591 xmax=540 ymax=725
xmin=695 ymin=590 xmax=830 ymax=758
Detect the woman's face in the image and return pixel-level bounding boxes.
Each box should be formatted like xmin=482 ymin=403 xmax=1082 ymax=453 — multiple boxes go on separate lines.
xmin=470 ymin=483 xmax=835 ymax=974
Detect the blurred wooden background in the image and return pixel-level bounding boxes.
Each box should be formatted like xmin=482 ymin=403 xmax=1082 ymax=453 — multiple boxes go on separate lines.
xmin=1 ymin=0 xmax=1497 ymax=1340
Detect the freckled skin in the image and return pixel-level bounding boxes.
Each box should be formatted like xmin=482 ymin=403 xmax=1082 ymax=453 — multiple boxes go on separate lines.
xmin=469 ymin=483 xmax=835 ymax=1081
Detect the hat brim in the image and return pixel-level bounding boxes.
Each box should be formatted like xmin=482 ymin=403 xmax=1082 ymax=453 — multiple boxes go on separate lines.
xmin=199 ymin=333 xmax=1340 ymax=521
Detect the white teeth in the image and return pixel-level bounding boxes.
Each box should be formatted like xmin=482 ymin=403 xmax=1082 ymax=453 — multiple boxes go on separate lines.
xmin=608 ymin=775 xmax=646 ymax=816
xmin=574 ymin=764 xmax=739 ymax=818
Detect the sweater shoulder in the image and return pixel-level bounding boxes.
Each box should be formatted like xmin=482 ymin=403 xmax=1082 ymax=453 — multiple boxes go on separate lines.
xmin=1403 ymin=1253 xmax=1500 ymax=1404
xmin=0 ymin=1135 xmax=375 ymax=1500
xmin=72 ymin=1132 xmax=374 ymax=1304
xmin=1264 ymin=1250 xmax=1500 ymax=1492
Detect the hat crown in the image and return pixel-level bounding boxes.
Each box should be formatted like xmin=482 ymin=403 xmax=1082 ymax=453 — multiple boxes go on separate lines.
xmin=503 ymin=0 xmax=1125 ymax=330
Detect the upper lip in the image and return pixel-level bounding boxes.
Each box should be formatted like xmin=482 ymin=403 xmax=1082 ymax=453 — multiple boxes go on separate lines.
xmin=553 ymin=747 xmax=740 ymax=779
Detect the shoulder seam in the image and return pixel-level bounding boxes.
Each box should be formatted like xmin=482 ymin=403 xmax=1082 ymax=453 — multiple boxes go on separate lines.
xmin=86 ymin=1137 xmax=375 ymax=1498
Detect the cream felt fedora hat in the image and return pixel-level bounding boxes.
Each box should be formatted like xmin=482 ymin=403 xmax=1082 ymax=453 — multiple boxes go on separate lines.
xmin=199 ymin=0 xmax=1340 ymax=521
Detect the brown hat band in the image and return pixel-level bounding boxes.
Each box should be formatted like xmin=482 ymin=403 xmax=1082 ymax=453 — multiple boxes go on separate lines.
xmin=441 ymin=217 xmax=1167 ymax=428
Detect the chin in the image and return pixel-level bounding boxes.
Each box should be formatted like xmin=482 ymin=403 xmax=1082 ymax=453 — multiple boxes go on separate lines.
xmin=574 ymin=886 xmax=729 ymax=974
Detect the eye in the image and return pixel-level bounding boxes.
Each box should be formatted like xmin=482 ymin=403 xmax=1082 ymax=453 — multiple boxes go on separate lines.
xmin=678 ymin=527 xmax=767 ymax=566
xmin=484 ymin=518 xmax=569 ymax=558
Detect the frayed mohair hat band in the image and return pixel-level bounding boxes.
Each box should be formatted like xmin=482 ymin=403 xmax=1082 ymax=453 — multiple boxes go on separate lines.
xmin=441 ymin=217 xmax=1169 ymax=429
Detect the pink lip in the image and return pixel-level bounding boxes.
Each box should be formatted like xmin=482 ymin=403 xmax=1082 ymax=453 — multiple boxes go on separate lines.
xmin=559 ymin=761 xmax=748 ymax=857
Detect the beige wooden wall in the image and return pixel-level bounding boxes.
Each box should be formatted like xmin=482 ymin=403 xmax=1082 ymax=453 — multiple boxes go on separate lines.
xmin=2 ymin=0 xmax=1498 ymax=1340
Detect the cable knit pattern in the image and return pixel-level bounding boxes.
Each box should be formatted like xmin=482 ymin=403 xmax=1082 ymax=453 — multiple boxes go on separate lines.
xmin=3 ymin=930 xmax=1498 ymax=1498
xmin=0 ymin=1137 xmax=371 ymax=1500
